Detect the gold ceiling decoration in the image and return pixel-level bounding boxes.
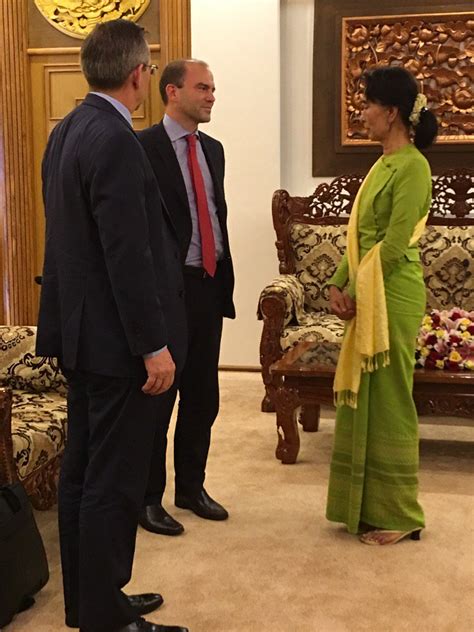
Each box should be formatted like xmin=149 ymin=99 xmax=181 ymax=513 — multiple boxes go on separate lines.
xmin=34 ymin=0 xmax=151 ymax=40
xmin=342 ymin=12 xmax=474 ymax=145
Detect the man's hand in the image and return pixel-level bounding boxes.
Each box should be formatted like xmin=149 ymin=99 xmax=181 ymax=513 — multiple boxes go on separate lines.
xmin=142 ymin=349 xmax=176 ymax=395
xmin=329 ymin=285 xmax=356 ymax=321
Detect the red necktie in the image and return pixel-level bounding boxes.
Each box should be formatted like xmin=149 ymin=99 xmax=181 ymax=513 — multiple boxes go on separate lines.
xmin=186 ymin=134 xmax=216 ymax=277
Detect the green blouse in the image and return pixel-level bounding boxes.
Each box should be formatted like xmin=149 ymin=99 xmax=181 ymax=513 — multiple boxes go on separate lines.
xmin=329 ymin=143 xmax=432 ymax=298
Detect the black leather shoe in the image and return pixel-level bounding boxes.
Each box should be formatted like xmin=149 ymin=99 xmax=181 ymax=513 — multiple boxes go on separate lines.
xmin=139 ymin=505 xmax=184 ymax=536
xmin=128 ymin=593 xmax=164 ymax=616
xmin=66 ymin=594 xmax=163 ymax=628
xmin=175 ymin=489 xmax=228 ymax=521
xmin=118 ymin=618 xmax=189 ymax=631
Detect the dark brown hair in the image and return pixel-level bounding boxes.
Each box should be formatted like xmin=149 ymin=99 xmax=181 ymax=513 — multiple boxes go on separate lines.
xmin=159 ymin=59 xmax=208 ymax=104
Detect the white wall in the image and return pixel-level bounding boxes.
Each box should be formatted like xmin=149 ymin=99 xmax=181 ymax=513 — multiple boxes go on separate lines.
xmin=191 ymin=0 xmax=281 ymax=367
xmin=191 ymin=0 xmax=330 ymax=366
xmin=280 ymin=0 xmax=328 ymax=195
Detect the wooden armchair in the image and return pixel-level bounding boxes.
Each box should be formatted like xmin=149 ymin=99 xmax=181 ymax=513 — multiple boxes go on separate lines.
xmin=258 ymin=168 xmax=474 ymax=420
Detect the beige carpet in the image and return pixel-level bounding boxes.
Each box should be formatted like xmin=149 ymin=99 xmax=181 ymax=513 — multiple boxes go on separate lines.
xmin=6 ymin=372 xmax=474 ymax=632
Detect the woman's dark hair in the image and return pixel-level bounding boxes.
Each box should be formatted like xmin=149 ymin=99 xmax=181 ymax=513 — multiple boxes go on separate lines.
xmin=362 ymin=66 xmax=438 ymax=150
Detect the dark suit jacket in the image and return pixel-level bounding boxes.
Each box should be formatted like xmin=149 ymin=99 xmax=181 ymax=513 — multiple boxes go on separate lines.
xmin=36 ymin=94 xmax=187 ymax=377
xmin=137 ymin=121 xmax=235 ymax=319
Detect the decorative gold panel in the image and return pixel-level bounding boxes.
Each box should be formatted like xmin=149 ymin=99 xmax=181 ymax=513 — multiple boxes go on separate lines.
xmin=34 ymin=0 xmax=151 ymax=39
xmin=342 ymin=12 xmax=474 ymax=145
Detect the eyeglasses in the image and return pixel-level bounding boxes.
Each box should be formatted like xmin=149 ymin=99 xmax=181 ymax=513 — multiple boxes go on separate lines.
xmin=142 ymin=63 xmax=158 ymax=75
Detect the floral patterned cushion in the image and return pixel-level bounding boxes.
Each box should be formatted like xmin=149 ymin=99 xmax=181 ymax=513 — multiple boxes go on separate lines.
xmin=419 ymin=226 xmax=474 ymax=311
xmin=0 ymin=326 xmax=67 ymax=394
xmin=289 ymin=223 xmax=346 ymax=314
xmin=11 ymin=390 xmax=67 ymax=480
xmin=281 ymin=313 xmax=344 ymax=365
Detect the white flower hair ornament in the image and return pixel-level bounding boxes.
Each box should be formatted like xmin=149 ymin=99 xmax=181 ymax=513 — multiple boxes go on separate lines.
xmin=409 ymin=93 xmax=428 ymax=126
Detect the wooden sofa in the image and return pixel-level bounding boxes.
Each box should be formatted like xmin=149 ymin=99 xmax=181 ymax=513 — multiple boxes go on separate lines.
xmin=258 ymin=168 xmax=474 ymax=422
xmin=0 ymin=326 xmax=67 ymax=509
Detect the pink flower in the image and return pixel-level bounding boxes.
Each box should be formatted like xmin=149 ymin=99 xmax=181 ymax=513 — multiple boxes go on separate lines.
xmin=415 ymin=308 xmax=474 ymax=371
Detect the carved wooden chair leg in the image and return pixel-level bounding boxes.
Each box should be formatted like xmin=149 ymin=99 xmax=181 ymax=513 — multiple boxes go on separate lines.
xmin=261 ymin=387 xmax=276 ymax=413
xmin=262 ymin=375 xmax=280 ymax=413
xmin=298 ymin=403 xmax=320 ymax=432
xmin=0 ymin=387 xmax=17 ymax=485
xmin=275 ymin=386 xmax=300 ymax=464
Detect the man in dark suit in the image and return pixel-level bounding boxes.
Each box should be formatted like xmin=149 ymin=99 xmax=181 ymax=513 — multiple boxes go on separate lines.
xmin=36 ymin=20 xmax=188 ymax=632
xmin=138 ymin=60 xmax=235 ymax=536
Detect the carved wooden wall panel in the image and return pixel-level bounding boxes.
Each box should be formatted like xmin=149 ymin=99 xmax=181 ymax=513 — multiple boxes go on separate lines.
xmin=27 ymin=0 xmax=160 ymax=47
xmin=313 ymin=0 xmax=474 ymax=176
xmin=342 ymin=13 xmax=474 ymax=146
xmin=33 ymin=0 xmax=151 ymax=39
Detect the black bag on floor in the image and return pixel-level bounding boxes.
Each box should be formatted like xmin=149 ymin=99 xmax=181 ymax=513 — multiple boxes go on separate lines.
xmin=0 ymin=482 xmax=49 ymax=627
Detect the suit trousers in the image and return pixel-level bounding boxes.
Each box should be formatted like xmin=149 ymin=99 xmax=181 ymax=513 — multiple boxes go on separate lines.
xmin=145 ymin=266 xmax=224 ymax=504
xmin=59 ymin=369 xmax=160 ymax=632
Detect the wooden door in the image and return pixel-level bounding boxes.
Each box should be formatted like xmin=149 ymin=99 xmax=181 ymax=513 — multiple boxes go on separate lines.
xmin=0 ymin=0 xmax=190 ymax=324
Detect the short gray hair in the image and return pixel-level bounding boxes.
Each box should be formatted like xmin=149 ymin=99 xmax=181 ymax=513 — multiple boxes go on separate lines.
xmin=81 ymin=19 xmax=149 ymax=90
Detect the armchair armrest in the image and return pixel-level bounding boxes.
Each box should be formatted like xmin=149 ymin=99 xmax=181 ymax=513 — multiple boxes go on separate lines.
xmin=258 ymin=275 xmax=306 ymax=413
xmin=0 ymin=387 xmax=17 ymax=485
xmin=258 ymin=274 xmax=305 ymax=327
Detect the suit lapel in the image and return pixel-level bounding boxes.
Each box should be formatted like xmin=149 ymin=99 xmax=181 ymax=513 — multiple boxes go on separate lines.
xmin=154 ymin=123 xmax=190 ymax=212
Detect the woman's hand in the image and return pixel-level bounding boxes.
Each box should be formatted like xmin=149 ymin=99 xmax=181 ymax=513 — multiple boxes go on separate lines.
xmin=329 ymin=285 xmax=356 ymax=321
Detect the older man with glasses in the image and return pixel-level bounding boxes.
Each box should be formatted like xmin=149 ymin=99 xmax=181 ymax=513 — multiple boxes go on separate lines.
xmin=37 ymin=19 xmax=188 ymax=632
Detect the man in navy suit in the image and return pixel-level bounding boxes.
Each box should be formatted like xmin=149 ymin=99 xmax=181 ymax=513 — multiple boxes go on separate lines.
xmin=37 ymin=20 xmax=188 ymax=632
xmin=138 ymin=60 xmax=235 ymax=537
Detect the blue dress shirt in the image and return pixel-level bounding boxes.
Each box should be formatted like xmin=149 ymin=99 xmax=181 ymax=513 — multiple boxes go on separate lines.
xmin=163 ymin=114 xmax=224 ymax=266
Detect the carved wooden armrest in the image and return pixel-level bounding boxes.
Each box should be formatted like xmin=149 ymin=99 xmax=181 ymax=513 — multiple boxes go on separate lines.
xmin=0 ymin=387 xmax=17 ymax=485
xmin=258 ymin=274 xmax=305 ymax=327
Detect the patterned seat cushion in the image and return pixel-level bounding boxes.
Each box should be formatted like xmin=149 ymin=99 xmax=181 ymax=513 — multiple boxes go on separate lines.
xmin=0 ymin=326 xmax=67 ymax=394
xmin=11 ymin=390 xmax=67 ymax=481
xmin=281 ymin=313 xmax=344 ymax=365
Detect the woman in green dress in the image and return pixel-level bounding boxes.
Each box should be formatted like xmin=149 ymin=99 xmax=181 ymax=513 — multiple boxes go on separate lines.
xmin=326 ymin=66 xmax=438 ymax=545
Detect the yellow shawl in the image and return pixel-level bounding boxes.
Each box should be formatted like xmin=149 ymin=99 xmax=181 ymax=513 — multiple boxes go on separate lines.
xmin=333 ymin=162 xmax=428 ymax=409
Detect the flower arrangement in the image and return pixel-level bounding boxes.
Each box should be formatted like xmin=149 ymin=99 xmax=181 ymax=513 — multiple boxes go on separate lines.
xmin=416 ymin=309 xmax=474 ymax=371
